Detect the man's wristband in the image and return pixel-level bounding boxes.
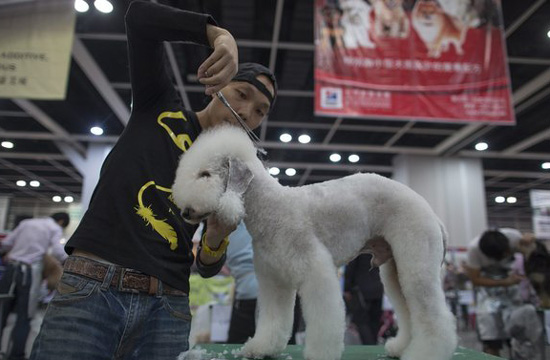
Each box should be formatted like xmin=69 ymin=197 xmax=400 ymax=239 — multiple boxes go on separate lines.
xmin=200 ymin=233 xmax=229 ymax=257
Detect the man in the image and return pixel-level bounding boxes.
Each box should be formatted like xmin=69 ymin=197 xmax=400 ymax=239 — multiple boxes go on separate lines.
xmin=29 ymin=1 xmax=277 ymax=359
xmin=465 ymin=228 xmax=543 ymax=359
xmin=344 ymin=254 xmax=384 ymax=345
xmin=0 ymin=212 xmax=69 ymax=360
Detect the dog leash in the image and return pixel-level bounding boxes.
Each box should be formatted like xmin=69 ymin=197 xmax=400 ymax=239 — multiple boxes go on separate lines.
xmin=215 ymin=91 xmax=267 ymax=157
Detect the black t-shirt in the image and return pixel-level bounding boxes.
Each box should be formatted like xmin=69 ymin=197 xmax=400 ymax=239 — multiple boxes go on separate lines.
xmin=66 ymin=1 xmax=223 ymax=293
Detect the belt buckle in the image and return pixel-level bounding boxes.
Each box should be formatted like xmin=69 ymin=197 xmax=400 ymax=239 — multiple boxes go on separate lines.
xmin=118 ymin=268 xmax=139 ymax=294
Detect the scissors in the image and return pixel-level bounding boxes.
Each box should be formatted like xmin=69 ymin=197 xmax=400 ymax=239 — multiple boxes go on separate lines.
xmin=216 ymin=91 xmax=267 ymax=155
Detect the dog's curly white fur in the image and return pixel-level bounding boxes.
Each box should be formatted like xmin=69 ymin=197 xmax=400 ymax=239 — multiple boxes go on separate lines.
xmin=172 ymin=126 xmax=458 ymax=360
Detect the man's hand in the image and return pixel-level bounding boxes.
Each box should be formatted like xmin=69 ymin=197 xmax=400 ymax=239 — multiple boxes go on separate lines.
xmin=199 ymin=214 xmax=236 ymax=265
xmin=204 ymin=214 xmax=236 ymax=250
xmin=503 ymin=273 xmax=524 ymax=286
xmin=198 ymin=25 xmax=238 ymax=96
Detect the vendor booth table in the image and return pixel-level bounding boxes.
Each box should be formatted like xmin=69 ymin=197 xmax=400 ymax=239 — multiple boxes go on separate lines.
xmin=192 ymin=344 xmax=505 ymax=359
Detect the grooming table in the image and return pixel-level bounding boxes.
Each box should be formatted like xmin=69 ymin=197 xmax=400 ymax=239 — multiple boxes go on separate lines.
xmin=193 ymin=344 xmax=505 ymax=359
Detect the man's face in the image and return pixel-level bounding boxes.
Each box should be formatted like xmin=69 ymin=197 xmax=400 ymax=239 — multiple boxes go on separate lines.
xmin=211 ymin=75 xmax=274 ymax=131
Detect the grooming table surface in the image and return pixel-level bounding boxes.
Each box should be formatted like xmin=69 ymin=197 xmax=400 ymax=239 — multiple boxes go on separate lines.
xmin=194 ymin=344 xmax=505 ymax=359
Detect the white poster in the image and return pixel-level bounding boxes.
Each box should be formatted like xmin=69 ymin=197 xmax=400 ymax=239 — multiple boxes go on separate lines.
xmin=0 ymin=0 xmax=76 ymax=99
xmin=530 ymin=190 xmax=550 ymax=240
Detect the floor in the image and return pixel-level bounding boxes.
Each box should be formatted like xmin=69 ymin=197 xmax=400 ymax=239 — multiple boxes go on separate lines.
xmin=1 ymin=305 xmax=548 ymax=359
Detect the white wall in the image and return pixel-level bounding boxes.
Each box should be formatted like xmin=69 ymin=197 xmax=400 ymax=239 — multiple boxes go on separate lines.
xmin=393 ymin=155 xmax=488 ymax=248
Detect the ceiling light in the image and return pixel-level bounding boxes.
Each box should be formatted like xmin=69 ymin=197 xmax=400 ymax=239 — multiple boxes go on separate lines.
xmin=280 ymin=133 xmax=292 ymax=143
xmin=74 ymin=0 xmax=89 ymax=12
xmin=298 ymin=135 xmax=311 ymax=144
xmin=16 ymin=180 xmax=26 ymax=187
xmin=29 ymin=180 xmax=40 ymax=187
xmin=348 ymin=154 xmax=360 ymax=163
xmin=269 ymin=167 xmax=280 ymax=176
xmin=475 ymin=142 xmax=488 ymax=151
xmin=542 ymin=162 xmax=550 ymax=170
xmin=495 ymin=196 xmax=505 ymax=203
xmin=90 ymin=126 xmax=104 ymax=136
xmin=94 ymin=0 xmax=113 ymax=13
xmin=64 ymin=196 xmax=74 ymax=203
xmin=285 ymin=168 xmax=297 ymax=176
xmin=52 ymin=196 xmax=62 ymax=203
xmin=547 ymin=30 xmax=550 ymax=38
xmin=1 ymin=141 xmax=14 ymax=149
xmin=329 ymin=153 xmax=341 ymax=162
xmin=506 ymin=196 xmax=517 ymax=204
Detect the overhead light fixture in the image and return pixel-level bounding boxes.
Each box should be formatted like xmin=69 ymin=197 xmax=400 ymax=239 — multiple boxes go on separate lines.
xmin=506 ymin=196 xmax=517 ymax=204
xmin=16 ymin=180 xmax=26 ymax=187
xmin=279 ymin=133 xmax=292 ymax=143
xmin=94 ymin=0 xmax=113 ymax=13
xmin=542 ymin=162 xmax=550 ymax=170
xmin=74 ymin=0 xmax=89 ymax=12
xmin=475 ymin=142 xmax=488 ymax=151
xmin=298 ymin=135 xmax=311 ymax=144
xmin=90 ymin=126 xmax=104 ymax=136
xmin=285 ymin=168 xmax=297 ymax=176
xmin=495 ymin=196 xmax=505 ymax=203
xmin=64 ymin=196 xmax=74 ymax=203
xmin=547 ymin=30 xmax=550 ymax=38
xmin=348 ymin=154 xmax=360 ymax=163
xmin=52 ymin=196 xmax=62 ymax=203
xmin=1 ymin=141 xmax=14 ymax=149
xmin=269 ymin=167 xmax=280 ymax=176
xmin=329 ymin=153 xmax=341 ymax=162
xmin=29 ymin=180 xmax=40 ymax=187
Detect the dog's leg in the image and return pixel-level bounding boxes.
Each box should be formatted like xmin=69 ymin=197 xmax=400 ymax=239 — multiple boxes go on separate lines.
xmin=241 ymin=269 xmax=296 ymax=358
xmin=390 ymin=233 xmax=457 ymax=360
xmin=380 ymin=259 xmax=411 ymax=358
xmin=299 ymin=248 xmax=345 ymax=360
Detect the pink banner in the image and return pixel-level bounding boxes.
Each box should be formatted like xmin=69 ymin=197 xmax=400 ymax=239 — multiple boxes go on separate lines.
xmin=314 ymin=0 xmax=515 ymax=124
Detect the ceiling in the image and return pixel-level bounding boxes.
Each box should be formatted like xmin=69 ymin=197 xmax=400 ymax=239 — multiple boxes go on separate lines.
xmin=0 ymin=0 xmax=549 ymax=230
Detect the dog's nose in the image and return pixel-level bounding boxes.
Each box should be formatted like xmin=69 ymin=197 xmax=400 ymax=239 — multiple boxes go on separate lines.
xmin=181 ymin=207 xmax=195 ymax=218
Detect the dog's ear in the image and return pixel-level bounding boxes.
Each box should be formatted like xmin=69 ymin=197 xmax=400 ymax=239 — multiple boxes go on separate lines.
xmin=216 ymin=157 xmax=254 ymax=226
xmin=226 ymin=157 xmax=254 ymax=195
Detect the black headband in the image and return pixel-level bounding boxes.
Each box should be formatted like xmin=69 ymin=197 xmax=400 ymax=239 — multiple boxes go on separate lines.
xmin=232 ymin=63 xmax=277 ymax=109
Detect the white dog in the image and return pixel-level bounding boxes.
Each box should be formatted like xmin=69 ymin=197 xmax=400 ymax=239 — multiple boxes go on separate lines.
xmin=172 ymin=126 xmax=457 ymax=360
xmin=340 ymin=0 xmax=376 ymax=49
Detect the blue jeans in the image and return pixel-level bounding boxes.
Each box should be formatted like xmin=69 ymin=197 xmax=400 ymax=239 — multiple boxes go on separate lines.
xmin=30 ymin=267 xmax=191 ymax=360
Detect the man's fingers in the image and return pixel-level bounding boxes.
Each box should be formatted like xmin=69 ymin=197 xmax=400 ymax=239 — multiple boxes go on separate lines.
xmin=197 ymin=50 xmax=223 ymax=79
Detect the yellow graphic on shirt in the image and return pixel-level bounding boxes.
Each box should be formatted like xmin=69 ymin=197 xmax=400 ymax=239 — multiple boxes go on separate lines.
xmin=135 ymin=181 xmax=179 ymax=250
xmin=135 ymin=111 xmax=194 ymax=250
xmin=157 ymin=111 xmax=193 ymax=152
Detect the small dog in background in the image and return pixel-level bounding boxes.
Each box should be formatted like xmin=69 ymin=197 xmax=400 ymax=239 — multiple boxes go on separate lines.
xmin=319 ymin=5 xmax=345 ymax=50
xmin=372 ymin=0 xmax=410 ymax=39
xmin=340 ymin=0 xmax=376 ymax=49
xmin=523 ymin=240 xmax=550 ymax=308
xmin=412 ymin=0 xmax=466 ymax=58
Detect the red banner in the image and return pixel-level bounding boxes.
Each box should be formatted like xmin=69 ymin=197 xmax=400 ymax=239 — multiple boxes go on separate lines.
xmin=314 ymin=0 xmax=515 ymax=124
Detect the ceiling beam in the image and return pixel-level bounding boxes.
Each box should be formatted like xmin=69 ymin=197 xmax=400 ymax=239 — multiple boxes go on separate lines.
xmin=0 ymin=152 xmax=66 ymax=160
xmin=0 ymin=177 xmax=49 ymax=201
xmin=384 ymin=121 xmax=415 ymax=147
xmin=0 ymin=159 xmax=77 ymax=196
xmin=505 ymin=0 xmax=547 ymax=38
xmin=10 ymin=99 xmax=87 ymax=156
xmin=508 ymin=57 xmax=550 ymax=66
xmin=0 ymin=111 xmax=28 ymax=117
xmin=72 ymin=38 xmax=130 ymax=126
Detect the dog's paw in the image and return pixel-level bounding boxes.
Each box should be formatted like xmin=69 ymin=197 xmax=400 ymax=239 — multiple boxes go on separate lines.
xmin=385 ymin=336 xmax=409 ymax=358
xmin=241 ymin=339 xmax=280 ymax=359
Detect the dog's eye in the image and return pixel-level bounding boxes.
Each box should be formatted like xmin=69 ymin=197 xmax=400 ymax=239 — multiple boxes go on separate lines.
xmin=199 ymin=171 xmax=211 ymax=178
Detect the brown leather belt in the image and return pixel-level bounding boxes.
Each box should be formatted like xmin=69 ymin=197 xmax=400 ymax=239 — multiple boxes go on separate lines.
xmin=64 ymin=256 xmax=187 ymax=296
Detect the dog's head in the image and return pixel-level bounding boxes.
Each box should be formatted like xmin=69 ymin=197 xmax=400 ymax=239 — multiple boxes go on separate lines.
xmin=172 ymin=126 xmax=256 ymax=227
